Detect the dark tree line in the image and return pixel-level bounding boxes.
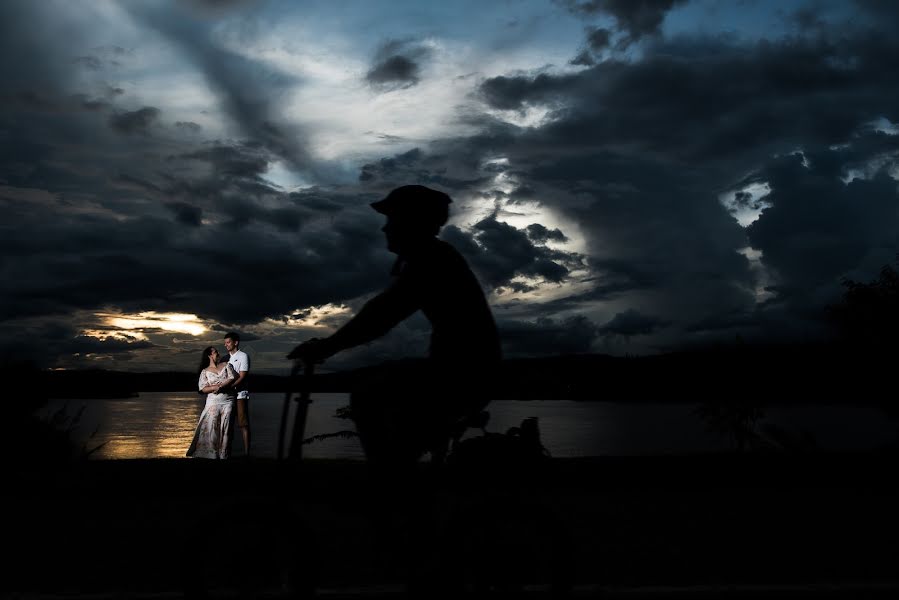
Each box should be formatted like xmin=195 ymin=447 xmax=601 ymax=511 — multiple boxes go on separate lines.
xmin=829 ymin=257 xmax=899 ymax=353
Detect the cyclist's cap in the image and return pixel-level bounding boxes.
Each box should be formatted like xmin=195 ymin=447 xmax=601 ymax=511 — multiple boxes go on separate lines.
xmin=371 ymin=185 xmax=452 ymax=228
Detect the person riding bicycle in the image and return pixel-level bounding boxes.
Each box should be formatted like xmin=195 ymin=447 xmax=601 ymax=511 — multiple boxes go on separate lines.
xmin=288 ymin=184 xmax=501 ymax=466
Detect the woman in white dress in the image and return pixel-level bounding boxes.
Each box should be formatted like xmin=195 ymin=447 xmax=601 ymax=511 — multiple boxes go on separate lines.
xmin=187 ymin=346 xmax=237 ymax=459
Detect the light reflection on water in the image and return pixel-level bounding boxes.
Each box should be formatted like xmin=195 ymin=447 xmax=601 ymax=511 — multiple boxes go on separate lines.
xmin=41 ymin=393 xmax=898 ymax=460
xmin=43 ymin=393 xmax=205 ymax=459
xmin=43 ymin=392 xmax=363 ymax=460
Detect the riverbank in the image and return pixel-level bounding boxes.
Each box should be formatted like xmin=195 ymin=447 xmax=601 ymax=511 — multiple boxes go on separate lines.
xmin=8 ymin=452 xmax=899 ymax=597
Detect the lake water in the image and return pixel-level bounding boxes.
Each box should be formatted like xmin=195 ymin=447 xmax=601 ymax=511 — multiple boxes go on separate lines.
xmin=42 ymin=392 xmax=898 ymax=460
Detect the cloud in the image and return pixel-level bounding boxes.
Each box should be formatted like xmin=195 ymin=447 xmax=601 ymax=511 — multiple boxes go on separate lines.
xmin=109 ymin=106 xmax=160 ymax=135
xmin=526 ymin=223 xmax=568 ymax=244
xmin=586 ymin=26 xmax=614 ymax=51
xmin=180 ymin=143 xmax=270 ymax=179
xmin=124 ymin=2 xmax=317 ymax=177
xmin=175 ymin=121 xmax=203 ymax=133
xmin=570 ymin=26 xmax=614 ymax=66
xmin=0 ymin=317 xmax=154 ymax=368
xmin=166 ymin=201 xmax=203 ymax=227
xmin=559 ymin=0 xmax=687 ymax=48
xmin=73 ymin=55 xmax=103 ymax=70
xmin=367 ymin=55 xmax=420 ymax=88
xmin=854 ymin=0 xmax=899 ymax=19
xmin=4 ymin=0 xmax=899 ymax=369
xmin=357 ymin=145 xmax=491 ymax=191
xmin=598 ymin=309 xmax=669 ymax=339
xmin=68 ymin=335 xmax=155 ymax=355
xmin=499 ymin=315 xmax=599 ymax=356
xmin=365 ymin=38 xmax=431 ymax=91
xmin=569 ymin=50 xmax=596 ymax=67
xmin=479 ymin=72 xmax=575 ymax=111
xmin=359 ymin=147 xmax=426 ymax=182
xmin=183 ymin=0 xmax=260 ymax=16
xmin=480 ymin=31 xmax=899 ymax=164
xmin=460 ymin=24 xmax=899 ymax=347
xmin=441 ymin=216 xmax=584 ymax=290
xmin=746 ymin=140 xmax=899 ymax=305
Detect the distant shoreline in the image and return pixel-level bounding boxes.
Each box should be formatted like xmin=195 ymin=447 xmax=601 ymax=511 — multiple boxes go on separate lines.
xmin=38 ymin=345 xmax=897 ymax=404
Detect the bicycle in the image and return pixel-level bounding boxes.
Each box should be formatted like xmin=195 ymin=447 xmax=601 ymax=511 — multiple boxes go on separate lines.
xmin=272 ymin=360 xmax=575 ymax=597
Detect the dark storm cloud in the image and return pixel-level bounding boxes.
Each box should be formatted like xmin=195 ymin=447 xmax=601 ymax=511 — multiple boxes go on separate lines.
xmin=109 ymin=106 xmax=160 ymax=135
xmin=73 ymin=95 xmax=111 ymax=112
xmin=216 ymin=194 xmax=306 ymax=232
xmin=166 ymin=201 xmax=203 ymax=227
xmin=6 ymin=0 xmax=899 ymax=368
xmin=569 ymin=50 xmax=595 ymax=67
xmin=0 ymin=0 xmax=396 ymax=345
xmin=586 ymin=26 xmax=614 ymax=51
xmin=854 ymin=0 xmax=899 ymax=19
xmin=526 ymin=223 xmax=568 ymax=244
xmin=180 ymin=143 xmax=270 ymax=179
xmin=73 ymin=55 xmax=103 ymax=70
xmin=367 ymin=55 xmax=419 ymax=87
xmin=0 ymin=3 xmax=491 ymax=367
xmin=570 ymin=26 xmax=614 ymax=66
xmin=499 ymin=315 xmax=599 ymax=356
xmin=456 ymin=18 xmax=898 ymax=347
xmin=0 ymin=318 xmax=154 ymax=367
xmin=746 ymin=142 xmax=899 ymax=303
xmin=71 ymin=46 xmax=131 ymax=71
xmin=0 ymin=182 xmax=393 ymax=329
xmin=67 ymin=335 xmax=155 ymax=355
xmin=359 ymin=147 xmax=425 ymax=181
xmin=175 ymin=121 xmax=203 ymax=133
xmin=113 ymin=173 xmax=165 ymax=194
xmin=0 ymin=319 xmax=69 ymax=364
xmin=519 ymin=154 xmax=756 ymax=318
xmin=441 ymin=216 xmax=584 ymax=290
xmin=684 ymin=309 xmax=760 ymax=334
xmin=287 ymin=188 xmax=353 ymax=214
xmin=365 ymin=39 xmax=431 ymax=91
xmin=480 ymin=32 xmax=899 ymax=163
xmin=479 ymin=72 xmax=574 ymax=111
xmin=158 ymin=141 xmax=316 ymax=232
xmin=358 ymin=146 xmax=491 ymax=192
xmin=184 ymin=0 xmax=259 ymax=14
xmin=679 ymin=296 xmax=839 ymax=349
xmin=598 ymin=309 xmax=668 ymax=339
xmin=560 ymin=0 xmax=687 ymax=48
xmin=125 ymin=3 xmax=317 ymax=177
xmin=356 ymin=128 xmax=757 ymax=345
xmin=472 ymin=37 xmax=898 ymax=223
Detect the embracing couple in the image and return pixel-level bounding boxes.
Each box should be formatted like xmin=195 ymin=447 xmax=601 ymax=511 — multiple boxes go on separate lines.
xmin=186 ymin=332 xmax=251 ymax=460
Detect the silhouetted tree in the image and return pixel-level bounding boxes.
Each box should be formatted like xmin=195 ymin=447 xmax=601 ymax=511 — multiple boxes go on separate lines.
xmin=829 ymin=258 xmax=899 ymax=420
xmin=829 ymin=258 xmax=899 ymax=351
xmin=4 ymin=361 xmax=89 ymax=470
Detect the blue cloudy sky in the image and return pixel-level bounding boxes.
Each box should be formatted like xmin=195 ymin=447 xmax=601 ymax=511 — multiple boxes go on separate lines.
xmin=2 ymin=0 xmax=898 ymax=372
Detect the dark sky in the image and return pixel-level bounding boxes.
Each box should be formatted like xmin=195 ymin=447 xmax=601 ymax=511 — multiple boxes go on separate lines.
xmin=2 ymin=0 xmax=898 ymax=373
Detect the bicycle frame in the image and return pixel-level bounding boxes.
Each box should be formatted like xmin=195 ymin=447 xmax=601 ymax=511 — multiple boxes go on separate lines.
xmin=278 ymin=359 xmax=315 ymax=461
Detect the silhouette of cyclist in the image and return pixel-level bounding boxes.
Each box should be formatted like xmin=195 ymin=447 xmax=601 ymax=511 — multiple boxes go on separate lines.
xmin=288 ymin=184 xmax=501 ymax=465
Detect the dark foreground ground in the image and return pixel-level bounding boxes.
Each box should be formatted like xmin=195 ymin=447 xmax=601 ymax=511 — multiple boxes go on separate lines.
xmin=7 ymin=453 xmax=899 ymax=598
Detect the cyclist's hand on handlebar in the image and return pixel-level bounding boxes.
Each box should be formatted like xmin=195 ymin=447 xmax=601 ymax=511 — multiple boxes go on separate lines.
xmin=287 ymin=337 xmax=331 ymax=363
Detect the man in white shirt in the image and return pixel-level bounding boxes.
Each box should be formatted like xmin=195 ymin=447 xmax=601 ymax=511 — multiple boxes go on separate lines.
xmin=224 ymin=332 xmax=251 ymax=456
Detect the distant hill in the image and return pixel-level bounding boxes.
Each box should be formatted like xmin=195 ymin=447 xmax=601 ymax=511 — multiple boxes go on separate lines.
xmin=38 ymin=343 xmax=894 ymax=405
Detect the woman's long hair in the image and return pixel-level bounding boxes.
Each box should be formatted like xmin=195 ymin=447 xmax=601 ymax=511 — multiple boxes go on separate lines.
xmin=198 ymin=346 xmax=216 ymax=375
